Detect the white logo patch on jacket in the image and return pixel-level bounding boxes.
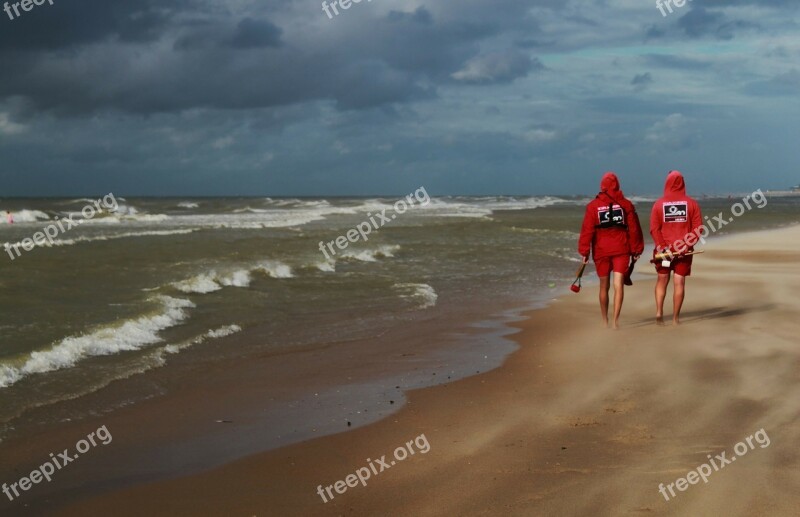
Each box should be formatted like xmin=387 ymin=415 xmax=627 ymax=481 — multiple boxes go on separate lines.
xmin=597 ymin=204 xmax=626 ymax=226
xmin=663 ymin=202 xmax=688 ymax=223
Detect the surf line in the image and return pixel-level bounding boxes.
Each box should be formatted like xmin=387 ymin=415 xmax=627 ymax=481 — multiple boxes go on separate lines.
xmin=4 ymin=193 xmax=119 ymax=261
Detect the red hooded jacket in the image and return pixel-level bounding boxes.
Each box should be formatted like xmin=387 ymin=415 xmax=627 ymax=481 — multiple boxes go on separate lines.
xmin=578 ymin=172 xmax=645 ymax=260
xmin=650 ymin=171 xmax=703 ymax=251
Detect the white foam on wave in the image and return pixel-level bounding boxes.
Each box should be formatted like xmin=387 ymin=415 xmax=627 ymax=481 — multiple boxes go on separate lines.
xmin=163 ymin=324 xmax=243 ymax=355
xmin=172 ymin=269 xmax=253 ymax=293
xmin=341 ymin=244 xmax=400 ymax=262
xmin=76 ymin=213 xmax=170 ymax=224
xmin=173 ymin=273 xmax=223 ymax=294
xmin=415 ymin=196 xmax=567 ymax=218
xmin=264 ymin=198 xmax=331 ymax=209
xmin=206 ymin=324 xmax=243 ymax=339
xmin=177 ymin=202 xmax=199 ymax=209
xmin=0 ymin=365 xmax=21 ymax=388
xmin=188 ymin=212 xmax=336 ymax=229
xmin=0 ymin=296 xmax=195 ymax=389
xmin=171 ymin=261 xmax=292 ymax=294
xmin=114 ymin=201 xmax=139 ymax=216
xmin=233 ymin=206 xmax=270 ymax=214
xmin=0 ymin=322 xmax=244 ymax=412
xmin=315 ymin=260 xmax=336 ymax=272
xmin=3 ymin=209 xmax=50 ymax=223
xmin=255 ymin=260 xmax=294 ymax=278
xmin=3 ymin=229 xmax=198 ymax=251
xmin=394 ymin=283 xmax=438 ymax=309
xmin=126 ymin=213 xmax=169 ymax=223
xmin=219 ymin=269 xmax=252 ymax=287
xmin=72 ymin=215 xmax=122 ymax=224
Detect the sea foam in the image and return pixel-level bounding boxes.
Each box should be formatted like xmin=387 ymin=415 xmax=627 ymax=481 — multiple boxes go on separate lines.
xmin=0 ymin=296 xmax=195 ymax=388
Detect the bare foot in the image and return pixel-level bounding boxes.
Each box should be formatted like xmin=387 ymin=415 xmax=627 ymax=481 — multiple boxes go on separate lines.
xmin=602 ymin=318 xmax=609 ymax=329
xmin=655 ymin=315 xmax=665 ymax=326
xmin=612 ymin=321 xmax=620 ymax=330
xmin=673 ymin=318 xmax=681 ymax=326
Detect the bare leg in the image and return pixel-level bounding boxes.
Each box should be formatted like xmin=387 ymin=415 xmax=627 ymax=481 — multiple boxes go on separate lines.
xmin=655 ymin=273 xmax=670 ymax=325
xmin=599 ymin=276 xmax=610 ymax=328
xmin=612 ymin=272 xmax=625 ymax=329
xmin=672 ymin=274 xmax=686 ymax=325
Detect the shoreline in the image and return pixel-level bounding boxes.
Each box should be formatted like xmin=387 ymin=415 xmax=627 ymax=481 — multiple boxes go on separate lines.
xmin=0 ymin=284 xmax=543 ymax=514
xmin=49 ymin=223 xmax=800 ymax=515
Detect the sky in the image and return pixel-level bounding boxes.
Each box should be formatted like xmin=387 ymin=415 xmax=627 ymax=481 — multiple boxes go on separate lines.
xmin=0 ymin=0 xmax=798 ymax=197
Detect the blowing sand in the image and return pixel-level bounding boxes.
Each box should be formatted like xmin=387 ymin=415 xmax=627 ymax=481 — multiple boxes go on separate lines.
xmin=59 ymin=225 xmax=800 ymax=516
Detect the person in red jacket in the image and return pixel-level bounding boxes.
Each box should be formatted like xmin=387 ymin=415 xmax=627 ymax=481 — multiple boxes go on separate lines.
xmin=578 ymin=172 xmax=644 ymax=329
xmin=650 ymin=170 xmax=703 ymax=326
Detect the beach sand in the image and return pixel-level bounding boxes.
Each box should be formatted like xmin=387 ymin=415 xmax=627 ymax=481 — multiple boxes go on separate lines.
xmin=55 ymin=224 xmax=800 ymax=516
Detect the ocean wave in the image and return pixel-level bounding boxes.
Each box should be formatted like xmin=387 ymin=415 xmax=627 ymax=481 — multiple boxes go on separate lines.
xmin=3 ymin=229 xmax=198 ymax=251
xmin=114 ymin=201 xmax=139 ymax=216
xmin=426 ymin=196 xmax=567 ymax=217
xmin=233 ymin=206 xmax=270 ymax=214
xmin=68 ymin=215 xmax=122 ymax=224
xmin=542 ymin=249 xmax=583 ymax=263
xmin=340 ymin=244 xmax=400 ymax=262
xmin=162 ymin=324 xmax=243 ymax=354
xmin=173 ymin=273 xmax=225 ymax=294
xmin=0 ymin=323 xmax=244 ymax=420
xmin=172 ymin=269 xmax=253 ymax=294
xmin=171 ymin=261 xmax=292 ymax=294
xmin=177 ymin=202 xmax=199 ymax=209
xmin=627 ymin=196 xmax=658 ymax=203
xmin=255 ymin=260 xmax=294 ymax=278
xmin=314 ymin=260 xmax=336 ymax=272
xmin=394 ymin=283 xmax=438 ymax=309
xmin=219 ymin=269 xmax=252 ymax=287
xmin=0 ymin=296 xmax=195 ymax=389
xmin=125 ymin=214 xmax=169 ymax=223
xmin=75 ymin=213 xmax=170 ymax=224
xmin=264 ymin=198 xmax=331 ymax=209
xmin=3 ymin=209 xmax=51 ymax=223
xmin=186 ymin=211 xmax=344 ymax=229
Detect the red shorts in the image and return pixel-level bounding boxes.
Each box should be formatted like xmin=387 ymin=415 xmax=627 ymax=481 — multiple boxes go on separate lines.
xmin=594 ymin=254 xmax=630 ymax=277
xmin=654 ymin=253 xmax=693 ymax=276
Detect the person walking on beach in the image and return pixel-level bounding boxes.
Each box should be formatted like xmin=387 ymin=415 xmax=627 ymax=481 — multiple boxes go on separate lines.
xmin=650 ymin=170 xmax=703 ymax=326
xmin=578 ymin=172 xmax=644 ymax=329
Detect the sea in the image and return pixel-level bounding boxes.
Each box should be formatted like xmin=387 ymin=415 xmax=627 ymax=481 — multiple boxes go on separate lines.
xmin=0 ymin=193 xmax=798 ymax=448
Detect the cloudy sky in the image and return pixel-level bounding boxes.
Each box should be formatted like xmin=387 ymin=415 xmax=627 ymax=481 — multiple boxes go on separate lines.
xmin=0 ymin=0 xmax=797 ymax=196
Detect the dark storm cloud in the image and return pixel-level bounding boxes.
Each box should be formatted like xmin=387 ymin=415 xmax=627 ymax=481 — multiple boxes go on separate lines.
xmin=0 ymin=0 xmax=549 ymax=116
xmin=173 ymin=17 xmax=283 ymax=50
xmin=230 ymin=18 xmax=283 ymax=48
xmin=0 ymin=0 xmax=191 ymax=50
xmin=0 ymin=0 xmax=798 ymax=196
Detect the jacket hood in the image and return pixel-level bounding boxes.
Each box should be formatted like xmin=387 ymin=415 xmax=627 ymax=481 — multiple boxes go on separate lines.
xmin=599 ymin=172 xmax=624 ymax=202
xmin=664 ymin=170 xmax=686 ymax=198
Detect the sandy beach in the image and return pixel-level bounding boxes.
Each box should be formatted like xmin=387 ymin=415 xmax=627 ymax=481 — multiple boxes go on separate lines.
xmin=47 ymin=224 xmax=799 ymax=516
